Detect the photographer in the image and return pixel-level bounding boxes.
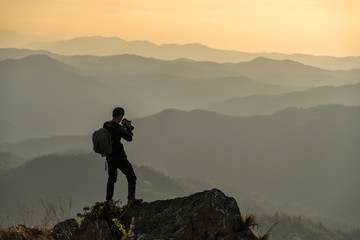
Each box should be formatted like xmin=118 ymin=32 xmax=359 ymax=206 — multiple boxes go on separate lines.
xmin=103 ymin=107 xmax=142 ymax=207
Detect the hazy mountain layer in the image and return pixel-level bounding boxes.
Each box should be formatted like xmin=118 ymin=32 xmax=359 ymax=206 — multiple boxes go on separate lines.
xmin=0 ymin=153 xmax=261 ymax=226
xmin=259 ymin=213 xmax=360 ymax=240
xmin=66 ymin=54 xmax=359 ymax=88
xmin=0 ymin=135 xmax=90 ymax=158
xmin=0 ymin=153 xmax=185 ymax=224
xmin=1 ymin=54 xmax=310 ymax=141
xmin=0 ymin=55 xmax=151 ymax=140
xmin=0 ymin=150 xmax=357 ymax=238
xmin=0 ymin=105 xmax=358 ymax=226
xmin=14 ymin=35 xmax=360 ymax=70
xmin=126 ymin=105 xmax=360 ymax=225
xmin=2 ymin=49 xmax=360 ymax=87
xmin=0 ymin=30 xmax=46 ymax=48
xmin=1 ymin=52 xmax=359 ymax=140
xmin=0 ymin=48 xmax=60 ymax=61
xmin=0 ymin=151 xmax=25 ymax=176
xmin=203 ymin=83 xmax=360 ymax=116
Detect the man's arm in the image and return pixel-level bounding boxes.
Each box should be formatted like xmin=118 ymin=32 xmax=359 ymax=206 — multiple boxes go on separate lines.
xmin=114 ymin=125 xmax=133 ymax=142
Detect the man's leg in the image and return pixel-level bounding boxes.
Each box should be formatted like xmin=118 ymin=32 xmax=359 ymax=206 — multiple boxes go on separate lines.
xmin=118 ymin=158 xmax=137 ymax=201
xmin=106 ymin=162 xmax=118 ymax=201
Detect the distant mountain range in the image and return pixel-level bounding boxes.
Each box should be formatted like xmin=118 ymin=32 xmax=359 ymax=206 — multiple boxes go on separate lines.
xmin=0 ymin=48 xmax=59 ymax=61
xmin=0 ymin=152 xmax=262 ymax=226
xmin=17 ymin=35 xmax=360 ymax=70
xmin=0 ymin=151 xmax=25 ymax=175
xmin=0 ymin=54 xmax=151 ymax=140
xmin=0 ymin=153 xmax=188 ymax=223
xmin=1 ymin=29 xmax=360 ymax=70
xmin=2 ymin=49 xmax=359 ymax=87
xmin=1 ymin=53 xmax=359 ymax=142
xmin=0 ymin=29 xmax=47 ymax=48
xmin=259 ymin=213 xmax=360 ymax=240
xmin=68 ymin=54 xmax=359 ymax=87
xmin=1 ymin=105 xmax=359 ymax=226
xmin=0 ymin=135 xmax=90 ymax=157
xmin=129 ymin=105 xmax=360 ymax=225
xmin=203 ymin=83 xmax=360 ymax=116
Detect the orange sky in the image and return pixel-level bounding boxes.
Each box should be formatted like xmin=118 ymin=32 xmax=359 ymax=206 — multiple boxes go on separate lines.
xmin=1 ymin=0 xmax=359 ymax=56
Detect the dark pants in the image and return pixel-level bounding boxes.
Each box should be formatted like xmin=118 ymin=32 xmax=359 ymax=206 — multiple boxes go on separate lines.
xmin=106 ymin=155 xmax=137 ymax=201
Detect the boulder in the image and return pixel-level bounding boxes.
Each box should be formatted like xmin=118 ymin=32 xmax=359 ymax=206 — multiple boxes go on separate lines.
xmin=73 ymin=219 xmax=112 ymax=240
xmin=61 ymin=189 xmax=258 ymax=240
xmin=120 ymin=189 xmax=258 ymax=240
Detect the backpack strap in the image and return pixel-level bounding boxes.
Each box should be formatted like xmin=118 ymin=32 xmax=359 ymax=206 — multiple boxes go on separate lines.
xmin=104 ymin=122 xmax=114 ymax=144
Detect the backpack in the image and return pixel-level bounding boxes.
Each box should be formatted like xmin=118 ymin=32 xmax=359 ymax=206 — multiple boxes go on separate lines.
xmin=92 ymin=128 xmax=112 ymax=157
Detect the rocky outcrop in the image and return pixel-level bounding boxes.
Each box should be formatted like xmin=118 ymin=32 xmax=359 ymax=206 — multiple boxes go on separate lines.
xmin=119 ymin=189 xmax=257 ymax=240
xmin=0 ymin=189 xmax=258 ymax=240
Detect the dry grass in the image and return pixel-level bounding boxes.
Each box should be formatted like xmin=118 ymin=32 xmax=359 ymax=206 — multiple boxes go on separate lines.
xmin=240 ymin=213 xmax=279 ymax=240
xmin=0 ymin=223 xmax=78 ymax=240
xmin=0 ymin=225 xmax=47 ymax=240
xmin=241 ymin=214 xmax=259 ymax=229
xmin=0 ymin=197 xmax=75 ymax=240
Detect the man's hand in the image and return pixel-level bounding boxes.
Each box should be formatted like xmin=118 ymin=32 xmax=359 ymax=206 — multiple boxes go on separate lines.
xmin=124 ymin=120 xmax=131 ymax=128
xmin=122 ymin=118 xmax=134 ymax=132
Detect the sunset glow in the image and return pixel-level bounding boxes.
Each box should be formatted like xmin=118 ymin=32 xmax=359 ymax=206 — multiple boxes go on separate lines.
xmin=1 ymin=0 xmax=359 ymax=56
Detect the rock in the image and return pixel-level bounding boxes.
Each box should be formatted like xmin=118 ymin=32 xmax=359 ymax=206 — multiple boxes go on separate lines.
xmin=120 ymin=189 xmax=258 ymax=240
xmin=50 ymin=218 xmax=79 ymax=240
xmin=125 ymin=235 xmax=159 ymax=240
xmin=73 ymin=219 xmax=112 ymax=240
xmin=64 ymin=189 xmax=258 ymax=240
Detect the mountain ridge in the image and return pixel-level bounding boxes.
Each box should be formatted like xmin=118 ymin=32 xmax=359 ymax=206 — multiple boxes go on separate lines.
xmin=0 ymin=54 xmax=76 ymax=74
xmin=203 ymin=82 xmax=360 ymax=116
xmin=2 ymin=50 xmax=359 ymax=88
xmin=0 ymin=54 xmax=151 ymax=137
xmin=15 ymin=34 xmax=360 ymax=70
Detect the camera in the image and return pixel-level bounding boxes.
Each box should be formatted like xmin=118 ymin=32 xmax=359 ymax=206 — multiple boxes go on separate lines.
xmin=121 ymin=118 xmax=134 ymax=131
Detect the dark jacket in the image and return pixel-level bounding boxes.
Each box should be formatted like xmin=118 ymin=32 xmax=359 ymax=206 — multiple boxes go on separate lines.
xmin=103 ymin=120 xmax=133 ymax=159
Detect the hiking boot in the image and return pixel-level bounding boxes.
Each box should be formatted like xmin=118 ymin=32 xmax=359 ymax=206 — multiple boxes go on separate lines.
xmin=127 ymin=197 xmax=143 ymax=208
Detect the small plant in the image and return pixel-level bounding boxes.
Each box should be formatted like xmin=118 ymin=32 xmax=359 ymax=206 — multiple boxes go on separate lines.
xmin=112 ymin=218 xmax=127 ymax=240
xmin=127 ymin=217 xmax=135 ymax=237
xmin=240 ymin=213 xmax=276 ymax=240
xmin=77 ymin=200 xmax=131 ymax=239
xmin=77 ymin=200 xmax=123 ymax=225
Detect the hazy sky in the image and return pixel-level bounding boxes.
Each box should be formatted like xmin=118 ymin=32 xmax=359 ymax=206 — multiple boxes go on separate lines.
xmin=1 ymin=0 xmax=359 ymax=56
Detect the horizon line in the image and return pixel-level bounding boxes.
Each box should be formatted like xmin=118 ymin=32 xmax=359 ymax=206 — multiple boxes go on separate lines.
xmin=1 ymin=28 xmax=359 ymax=58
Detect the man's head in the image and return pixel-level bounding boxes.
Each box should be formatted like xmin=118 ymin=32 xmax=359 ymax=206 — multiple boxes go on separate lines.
xmin=112 ymin=107 xmax=125 ymax=123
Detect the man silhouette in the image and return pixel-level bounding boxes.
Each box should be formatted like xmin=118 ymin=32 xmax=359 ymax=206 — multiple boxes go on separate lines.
xmin=103 ymin=107 xmax=142 ymax=207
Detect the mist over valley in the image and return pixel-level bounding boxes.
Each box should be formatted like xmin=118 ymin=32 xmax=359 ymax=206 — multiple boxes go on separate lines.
xmin=1 ymin=49 xmax=360 ymax=142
